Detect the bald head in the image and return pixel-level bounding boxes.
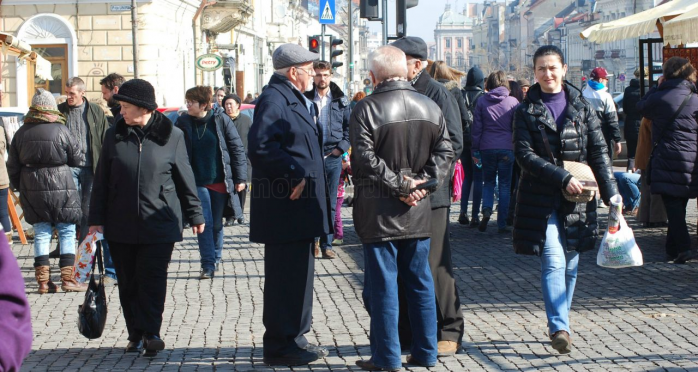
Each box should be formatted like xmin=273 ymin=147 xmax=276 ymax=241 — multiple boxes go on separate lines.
xmin=368 ymin=45 xmax=408 ymax=84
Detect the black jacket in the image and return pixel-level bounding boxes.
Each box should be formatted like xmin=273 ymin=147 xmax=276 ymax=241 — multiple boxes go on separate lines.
xmin=7 ymin=122 xmax=83 ymax=225
xmin=350 ymin=80 xmax=454 ymax=243
xmin=232 ymin=113 xmax=253 ymax=183
xmin=304 ymin=81 xmax=352 ymax=155
xmin=248 ymin=74 xmax=331 ymax=244
xmin=109 ymin=105 xmax=123 ymax=127
xmin=88 ymin=111 xmax=204 ymax=244
xmin=637 ymin=78 xmax=698 ymax=198
xmin=57 ymin=100 xmax=110 ymax=173
xmin=413 ymin=70 xmax=463 ymax=209
xmin=513 ymin=82 xmax=617 ymax=256
xmin=177 ymin=107 xmax=248 ymax=214
xmin=440 ymin=79 xmax=472 ymax=148
xmin=623 ymin=79 xmax=642 ymax=138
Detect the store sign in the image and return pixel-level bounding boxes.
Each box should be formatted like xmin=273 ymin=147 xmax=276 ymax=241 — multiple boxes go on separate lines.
xmin=195 ymin=54 xmax=223 ymax=71
xmin=110 ymin=5 xmax=131 ymax=12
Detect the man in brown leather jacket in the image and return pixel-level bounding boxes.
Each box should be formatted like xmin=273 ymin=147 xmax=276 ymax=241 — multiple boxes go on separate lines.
xmin=351 ymin=45 xmax=453 ymax=371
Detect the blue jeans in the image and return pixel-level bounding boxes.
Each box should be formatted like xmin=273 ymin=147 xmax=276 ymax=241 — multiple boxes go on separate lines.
xmin=614 ymin=172 xmax=641 ymax=211
xmin=320 ymin=154 xmax=342 ymax=251
xmin=197 ymin=187 xmax=226 ymax=271
xmin=0 ymin=188 xmax=10 ymax=233
xmin=481 ymin=149 xmax=514 ymax=228
xmin=541 ymin=211 xmax=579 ymax=335
xmin=362 ymin=239 xmax=437 ymax=369
xmin=460 ymin=152 xmax=483 ymax=220
xmin=72 ymin=166 xmax=116 ymax=279
xmin=34 ymin=222 xmax=75 ymax=257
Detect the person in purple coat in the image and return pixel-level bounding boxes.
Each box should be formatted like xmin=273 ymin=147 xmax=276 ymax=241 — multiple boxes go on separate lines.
xmin=0 ymin=233 xmax=33 ymax=371
xmin=471 ymin=71 xmax=520 ymax=232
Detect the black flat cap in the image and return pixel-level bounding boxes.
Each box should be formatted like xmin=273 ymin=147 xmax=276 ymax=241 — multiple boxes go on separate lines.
xmin=390 ymin=36 xmax=428 ymax=60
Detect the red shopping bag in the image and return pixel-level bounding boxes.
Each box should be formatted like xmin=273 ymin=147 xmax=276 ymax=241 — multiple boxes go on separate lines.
xmin=452 ymin=160 xmax=464 ymax=202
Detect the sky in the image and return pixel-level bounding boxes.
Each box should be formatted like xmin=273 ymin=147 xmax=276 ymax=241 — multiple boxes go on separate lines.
xmin=367 ymin=0 xmax=484 ymax=43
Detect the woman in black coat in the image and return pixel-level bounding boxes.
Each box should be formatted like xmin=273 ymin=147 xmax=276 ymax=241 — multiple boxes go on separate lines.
xmin=7 ymin=89 xmax=86 ymax=294
xmin=622 ymin=69 xmax=644 ymax=171
xmin=637 ymin=57 xmax=698 ymax=264
xmin=177 ymin=87 xmax=247 ymax=279
xmin=88 ymin=79 xmax=205 ymax=355
xmin=222 ymin=93 xmax=252 ymax=224
xmin=513 ymin=46 xmax=617 ymax=354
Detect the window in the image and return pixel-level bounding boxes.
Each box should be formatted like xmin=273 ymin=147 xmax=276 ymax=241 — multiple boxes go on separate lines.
xmin=457 ymin=38 xmax=462 ymax=48
xmin=446 ymin=55 xmax=452 ymax=66
xmin=445 ymin=38 xmax=451 ymax=48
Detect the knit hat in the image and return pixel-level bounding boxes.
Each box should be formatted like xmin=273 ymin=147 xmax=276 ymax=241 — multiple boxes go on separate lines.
xmin=112 ymin=79 xmax=158 ymax=111
xmin=32 ymin=88 xmax=57 ymax=111
xmin=590 ymin=67 xmax=608 ymax=80
xmin=273 ymin=43 xmax=320 ymax=70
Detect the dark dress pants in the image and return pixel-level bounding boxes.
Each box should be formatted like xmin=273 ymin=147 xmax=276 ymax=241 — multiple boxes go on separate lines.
xmin=263 ymin=240 xmax=315 ymax=356
xmin=109 ymin=242 xmax=175 ymax=341
xmin=237 ymin=186 xmax=247 ymax=212
xmin=398 ymin=207 xmax=464 ymax=346
xmin=660 ymin=195 xmax=691 ymax=257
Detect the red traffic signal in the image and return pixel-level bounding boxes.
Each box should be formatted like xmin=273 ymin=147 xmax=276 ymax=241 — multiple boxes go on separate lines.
xmin=308 ymin=36 xmax=321 ymax=54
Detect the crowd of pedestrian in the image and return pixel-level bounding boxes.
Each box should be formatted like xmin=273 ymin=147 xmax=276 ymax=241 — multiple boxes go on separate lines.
xmin=2 ymin=36 xmax=698 ymax=371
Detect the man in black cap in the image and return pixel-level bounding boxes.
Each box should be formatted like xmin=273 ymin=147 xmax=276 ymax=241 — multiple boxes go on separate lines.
xmin=248 ymin=43 xmax=332 ymax=366
xmin=391 ymin=36 xmax=465 ymax=356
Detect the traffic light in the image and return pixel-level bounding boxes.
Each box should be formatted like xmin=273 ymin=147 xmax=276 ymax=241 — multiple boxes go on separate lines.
xmin=308 ymin=35 xmax=321 ymax=54
xmin=360 ymin=0 xmax=379 ymax=20
xmin=396 ymin=0 xmax=419 ymax=38
xmin=330 ymin=36 xmax=344 ymax=70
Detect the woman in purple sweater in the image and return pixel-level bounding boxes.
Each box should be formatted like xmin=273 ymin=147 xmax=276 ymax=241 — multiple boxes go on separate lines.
xmin=471 ymin=71 xmax=520 ymax=232
xmin=0 ymin=234 xmax=33 ymax=371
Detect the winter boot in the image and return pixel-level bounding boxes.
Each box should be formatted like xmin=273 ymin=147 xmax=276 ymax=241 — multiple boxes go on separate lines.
xmin=35 ymin=266 xmax=58 ymax=294
xmin=60 ymin=266 xmax=87 ymax=292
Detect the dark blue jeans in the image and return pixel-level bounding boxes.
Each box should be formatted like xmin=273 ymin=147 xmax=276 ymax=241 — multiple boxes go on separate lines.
xmin=460 ymin=151 xmax=483 ymax=220
xmin=196 ymin=187 xmax=226 ymax=271
xmin=72 ymin=166 xmax=116 ymax=279
xmin=362 ymin=238 xmax=437 ymax=369
xmin=481 ymin=149 xmax=514 ymax=229
xmin=0 ymin=187 xmax=10 ymax=233
xmin=614 ymin=172 xmax=641 ymax=211
xmin=320 ymin=154 xmax=342 ymax=252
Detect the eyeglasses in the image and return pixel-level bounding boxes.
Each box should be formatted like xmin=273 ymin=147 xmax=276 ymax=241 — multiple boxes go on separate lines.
xmin=295 ymin=67 xmax=315 ymax=77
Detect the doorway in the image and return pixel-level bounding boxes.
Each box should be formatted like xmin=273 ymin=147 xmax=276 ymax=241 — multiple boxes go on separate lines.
xmin=26 ymin=44 xmax=68 ymax=103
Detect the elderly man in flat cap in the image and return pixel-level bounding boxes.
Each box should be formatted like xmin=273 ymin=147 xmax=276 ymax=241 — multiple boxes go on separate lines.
xmin=248 ymin=43 xmax=332 ymax=366
xmin=390 ymin=36 xmax=465 ymax=357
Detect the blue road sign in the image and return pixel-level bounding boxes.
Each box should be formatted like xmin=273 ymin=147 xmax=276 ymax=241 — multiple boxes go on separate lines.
xmin=319 ymin=0 xmax=336 ymax=24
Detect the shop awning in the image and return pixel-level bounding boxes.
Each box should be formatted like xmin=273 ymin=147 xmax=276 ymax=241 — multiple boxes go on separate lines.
xmin=0 ymin=32 xmax=34 ymax=60
xmin=580 ymin=0 xmax=698 ymax=43
xmin=663 ymin=6 xmax=698 ymax=46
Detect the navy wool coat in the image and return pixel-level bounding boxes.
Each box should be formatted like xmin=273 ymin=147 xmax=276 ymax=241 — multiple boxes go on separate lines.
xmin=247 ymin=74 xmax=331 ymax=244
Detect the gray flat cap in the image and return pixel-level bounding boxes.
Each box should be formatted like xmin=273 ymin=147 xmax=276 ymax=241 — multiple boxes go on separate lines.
xmin=273 ymin=43 xmax=320 ymax=70
xmin=390 ymin=36 xmax=428 ymax=61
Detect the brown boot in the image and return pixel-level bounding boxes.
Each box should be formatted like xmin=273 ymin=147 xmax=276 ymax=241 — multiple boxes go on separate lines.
xmin=35 ymin=266 xmax=58 ymax=294
xmin=60 ymin=266 xmax=87 ymax=292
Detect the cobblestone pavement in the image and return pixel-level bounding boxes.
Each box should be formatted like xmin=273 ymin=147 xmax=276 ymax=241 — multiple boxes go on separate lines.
xmin=14 ymin=197 xmax=698 ymax=371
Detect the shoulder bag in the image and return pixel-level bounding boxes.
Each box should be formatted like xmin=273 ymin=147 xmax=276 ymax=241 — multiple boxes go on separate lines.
xmin=77 ymin=241 xmax=108 ymax=339
xmin=538 ymin=125 xmax=598 ymax=203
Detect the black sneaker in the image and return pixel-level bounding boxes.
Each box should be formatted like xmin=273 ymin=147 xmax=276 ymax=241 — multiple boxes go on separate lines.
xmin=199 ymin=269 xmax=214 ymax=279
xmin=478 ymin=209 xmax=492 ymax=232
xmin=458 ymin=213 xmax=470 ymax=225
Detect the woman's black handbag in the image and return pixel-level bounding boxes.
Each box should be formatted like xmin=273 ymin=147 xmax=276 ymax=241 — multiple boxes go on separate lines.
xmin=77 ymin=241 xmax=108 ymax=339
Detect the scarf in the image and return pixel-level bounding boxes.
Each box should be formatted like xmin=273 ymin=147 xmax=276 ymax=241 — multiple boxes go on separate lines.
xmin=410 ymin=69 xmax=425 ymax=86
xmin=24 ymin=106 xmax=66 ymax=125
xmin=588 ymin=80 xmax=605 ymax=91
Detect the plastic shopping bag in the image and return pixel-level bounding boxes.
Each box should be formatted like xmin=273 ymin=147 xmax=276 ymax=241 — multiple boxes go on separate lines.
xmin=452 ymin=160 xmax=464 ymax=202
xmin=597 ymin=195 xmax=643 ymax=268
xmin=73 ymin=231 xmax=104 ymax=283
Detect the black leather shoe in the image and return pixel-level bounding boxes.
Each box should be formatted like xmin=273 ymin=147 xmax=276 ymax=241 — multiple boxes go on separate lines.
xmin=237 ymin=216 xmax=246 ymax=225
xmin=673 ymin=250 xmax=698 ymax=264
xmin=478 ymin=209 xmax=491 ymax=232
xmin=263 ymin=349 xmax=319 ymax=366
xmin=125 ymin=340 xmax=143 ymax=353
xmin=224 ymin=218 xmax=235 ymax=227
xmin=143 ymin=334 xmax=165 ymax=352
xmin=200 ymin=269 xmax=214 ymax=279
xmin=457 ymin=213 xmax=469 ymax=225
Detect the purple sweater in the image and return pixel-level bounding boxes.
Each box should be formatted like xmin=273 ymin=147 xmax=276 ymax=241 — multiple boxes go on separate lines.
xmin=0 ymin=235 xmax=33 ymax=371
xmin=471 ymin=86 xmax=520 ymax=151
xmin=541 ymin=90 xmax=568 ymax=130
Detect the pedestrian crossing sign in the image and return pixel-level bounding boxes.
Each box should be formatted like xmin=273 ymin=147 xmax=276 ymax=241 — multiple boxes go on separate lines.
xmin=319 ymin=0 xmax=336 ymax=24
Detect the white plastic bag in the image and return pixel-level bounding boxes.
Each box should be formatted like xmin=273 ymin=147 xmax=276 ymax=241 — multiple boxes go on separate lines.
xmin=597 ymin=196 xmax=643 ymax=268
xmin=73 ymin=232 xmax=104 ymax=283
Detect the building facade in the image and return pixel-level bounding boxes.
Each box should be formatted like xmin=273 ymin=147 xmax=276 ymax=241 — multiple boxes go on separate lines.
xmin=433 ymin=4 xmax=476 ymax=72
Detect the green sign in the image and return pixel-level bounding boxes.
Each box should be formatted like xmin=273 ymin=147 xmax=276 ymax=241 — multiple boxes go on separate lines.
xmin=195 ymin=54 xmax=223 ymax=71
